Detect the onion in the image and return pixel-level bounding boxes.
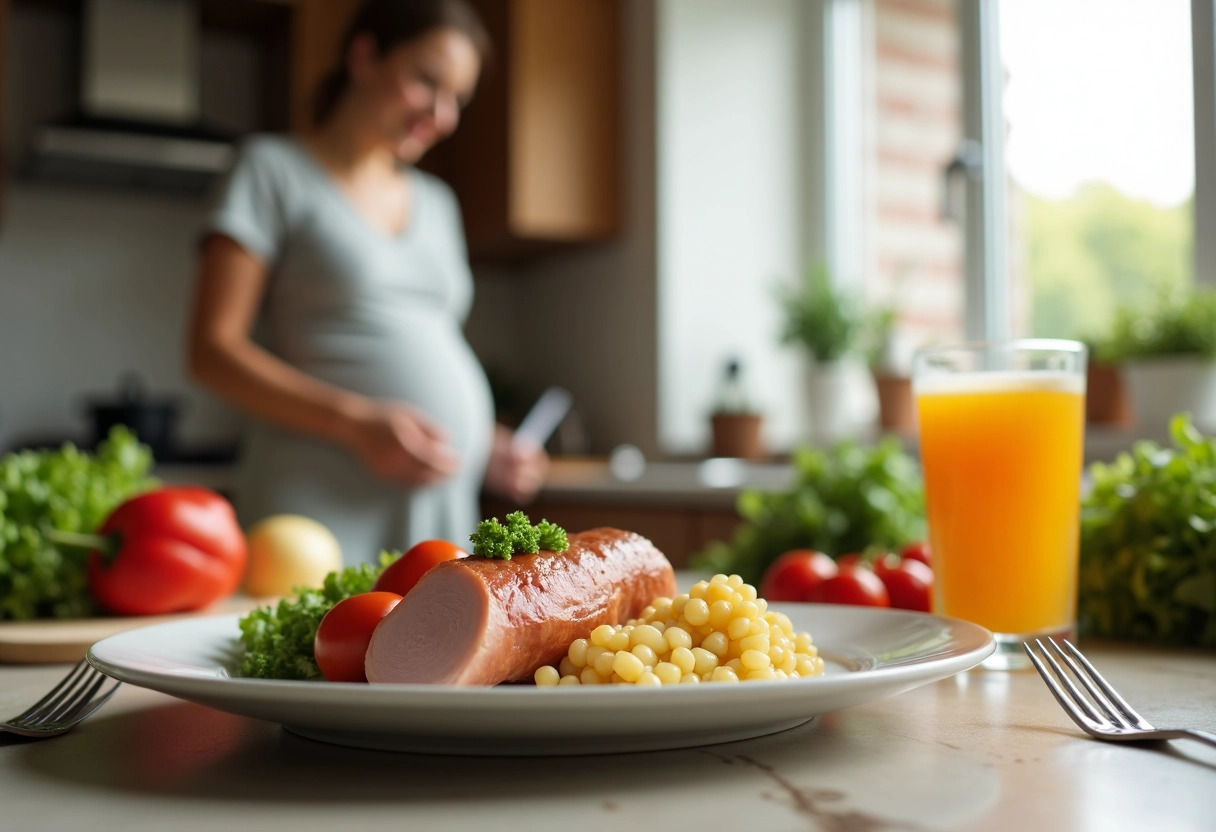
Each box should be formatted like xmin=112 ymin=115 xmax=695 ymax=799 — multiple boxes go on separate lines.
xmin=243 ymin=515 xmax=343 ymax=597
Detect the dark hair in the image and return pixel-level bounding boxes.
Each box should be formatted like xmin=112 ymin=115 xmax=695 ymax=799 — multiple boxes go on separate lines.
xmin=311 ymin=0 xmax=492 ymax=126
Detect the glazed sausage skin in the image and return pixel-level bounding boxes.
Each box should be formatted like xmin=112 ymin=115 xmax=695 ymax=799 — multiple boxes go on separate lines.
xmin=364 ymin=529 xmax=676 ymax=686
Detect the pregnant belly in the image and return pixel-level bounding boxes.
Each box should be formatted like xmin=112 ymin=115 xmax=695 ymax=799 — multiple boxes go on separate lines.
xmin=284 ymin=319 xmax=495 ymax=460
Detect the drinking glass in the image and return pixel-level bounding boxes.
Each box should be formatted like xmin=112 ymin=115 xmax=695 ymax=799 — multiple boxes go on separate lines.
xmin=912 ymin=339 xmax=1087 ymax=670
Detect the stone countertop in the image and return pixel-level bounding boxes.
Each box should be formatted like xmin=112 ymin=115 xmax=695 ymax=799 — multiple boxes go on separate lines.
xmin=1 ymin=639 xmax=1213 ymax=832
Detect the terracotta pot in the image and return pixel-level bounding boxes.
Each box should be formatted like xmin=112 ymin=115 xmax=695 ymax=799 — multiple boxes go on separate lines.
xmin=873 ymin=371 xmax=916 ymax=434
xmin=710 ymin=412 xmax=765 ymax=459
xmin=1085 ymin=361 xmax=1132 ymax=427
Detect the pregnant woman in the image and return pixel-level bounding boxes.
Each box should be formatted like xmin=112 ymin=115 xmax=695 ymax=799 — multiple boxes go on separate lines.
xmin=187 ymin=0 xmax=546 ymax=563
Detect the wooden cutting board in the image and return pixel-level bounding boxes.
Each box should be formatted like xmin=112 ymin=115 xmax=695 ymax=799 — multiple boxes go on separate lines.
xmin=0 ymin=596 xmax=272 ymax=664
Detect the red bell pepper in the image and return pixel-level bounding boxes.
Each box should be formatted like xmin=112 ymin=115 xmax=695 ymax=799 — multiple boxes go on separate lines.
xmin=72 ymin=487 xmax=247 ymax=616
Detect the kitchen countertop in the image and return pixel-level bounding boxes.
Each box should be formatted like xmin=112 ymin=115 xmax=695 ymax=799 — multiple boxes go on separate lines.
xmin=1 ymin=638 xmax=1213 ymax=832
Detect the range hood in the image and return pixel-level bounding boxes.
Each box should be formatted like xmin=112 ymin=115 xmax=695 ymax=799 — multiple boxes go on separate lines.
xmin=23 ymin=0 xmax=235 ymax=194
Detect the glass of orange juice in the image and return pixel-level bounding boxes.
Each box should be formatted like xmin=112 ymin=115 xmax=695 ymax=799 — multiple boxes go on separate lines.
xmin=912 ymin=339 xmax=1086 ymax=670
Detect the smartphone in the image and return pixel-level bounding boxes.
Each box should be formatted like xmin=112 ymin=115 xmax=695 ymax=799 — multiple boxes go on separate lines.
xmin=512 ymin=386 xmax=573 ymax=450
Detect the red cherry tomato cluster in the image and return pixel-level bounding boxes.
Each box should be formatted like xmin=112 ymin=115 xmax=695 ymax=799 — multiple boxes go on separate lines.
xmin=757 ymin=541 xmax=933 ymax=612
xmin=313 ymin=539 xmax=467 ymax=682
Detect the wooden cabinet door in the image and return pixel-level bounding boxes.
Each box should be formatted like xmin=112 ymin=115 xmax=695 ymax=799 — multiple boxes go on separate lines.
xmin=422 ymin=0 xmax=621 ymax=259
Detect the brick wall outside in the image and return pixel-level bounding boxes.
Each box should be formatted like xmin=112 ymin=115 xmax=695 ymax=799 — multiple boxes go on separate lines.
xmin=865 ymin=0 xmax=966 ymax=364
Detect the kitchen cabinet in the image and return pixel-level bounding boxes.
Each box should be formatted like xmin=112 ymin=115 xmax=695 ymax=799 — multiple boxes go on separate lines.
xmin=420 ymin=0 xmax=622 ymax=260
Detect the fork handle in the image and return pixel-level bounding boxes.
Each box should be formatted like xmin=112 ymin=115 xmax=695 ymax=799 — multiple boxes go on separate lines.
xmin=1178 ymin=729 xmax=1216 ymax=749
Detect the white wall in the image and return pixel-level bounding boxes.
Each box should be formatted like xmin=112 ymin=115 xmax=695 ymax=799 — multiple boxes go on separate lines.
xmin=0 ymin=184 xmax=246 ymax=449
xmin=656 ymin=0 xmax=811 ymax=454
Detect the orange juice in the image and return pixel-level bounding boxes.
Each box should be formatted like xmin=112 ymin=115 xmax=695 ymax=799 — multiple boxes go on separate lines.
xmin=915 ymin=371 xmax=1085 ymax=636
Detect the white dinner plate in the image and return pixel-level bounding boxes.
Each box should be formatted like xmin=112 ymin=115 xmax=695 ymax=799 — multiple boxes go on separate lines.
xmin=87 ymin=604 xmax=994 ymax=756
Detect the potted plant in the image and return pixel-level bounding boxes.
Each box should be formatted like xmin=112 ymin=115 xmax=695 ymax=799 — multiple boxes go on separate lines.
xmin=776 ymin=263 xmax=877 ymax=442
xmin=862 ymin=304 xmax=917 ymax=434
xmin=1081 ymin=337 xmax=1133 ymax=428
xmin=1100 ymin=285 xmax=1216 ymax=435
xmin=708 ymin=358 xmax=766 ymax=459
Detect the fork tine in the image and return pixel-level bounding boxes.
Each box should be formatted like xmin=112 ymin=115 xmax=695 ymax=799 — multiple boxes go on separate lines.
xmin=39 ymin=669 xmax=109 ymax=726
xmin=56 ymin=677 xmax=121 ymax=727
xmin=15 ymin=659 xmax=91 ymax=720
xmin=1057 ymin=638 xmax=1152 ymax=729
xmin=1024 ymin=639 xmax=1104 ymax=729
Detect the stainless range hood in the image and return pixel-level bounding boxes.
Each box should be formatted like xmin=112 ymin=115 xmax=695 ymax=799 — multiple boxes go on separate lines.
xmin=23 ymin=0 xmax=235 ymax=194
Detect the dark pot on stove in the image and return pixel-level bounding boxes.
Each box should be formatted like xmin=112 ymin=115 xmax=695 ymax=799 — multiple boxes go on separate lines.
xmin=84 ymin=372 xmax=181 ymax=458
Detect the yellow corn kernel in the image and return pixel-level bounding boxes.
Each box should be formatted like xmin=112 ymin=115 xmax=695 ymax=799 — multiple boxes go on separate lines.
xmin=585 ymin=645 xmax=608 ymax=666
xmin=794 ymin=632 xmax=814 ymax=652
xmin=630 ymin=624 xmax=667 ymax=653
xmin=732 ymin=600 xmax=759 ymax=620
xmin=727 ymin=617 xmax=751 ymax=640
xmin=691 ymin=647 xmax=719 ymax=675
xmin=610 ymin=672 xmax=625 ymax=684
xmin=744 ymin=667 xmax=776 ymax=682
xmin=650 ymin=620 xmax=667 ymax=633
xmin=769 ymin=645 xmax=787 ymax=667
xmin=590 ymin=624 xmax=616 ymax=647
xmin=702 ymin=631 xmax=729 ymax=657
xmin=654 ymin=661 xmax=682 ymax=685
xmin=748 ymin=618 xmax=770 ymax=637
xmin=741 ymin=650 xmax=772 ymax=671
xmin=607 ymin=629 xmax=631 ymax=652
xmin=781 ymin=653 xmax=798 ymax=675
xmin=796 ymin=655 xmax=824 ymax=677
xmin=680 ymin=672 xmax=701 ymax=684
xmin=774 ymin=669 xmax=789 ymax=681
xmin=635 ymin=670 xmax=661 ymax=687
xmin=670 ymin=646 xmax=696 ymax=674
xmin=650 ymin=597 xmax=673 ymax=619
xmin=558 ymin=674 xmax=581 ymax=686
xmin=706 ymin=581 xmax=735 ymax=604
xmin=594 ymin=650 xmax=617 ymax=677
xmin=688 ymin=581 xmax=710 ymax=600
xmin=631 ymin=644 xmax=659 ymax=667
xmin=670 ymin=595 xmax=688 ymax=617
xmin=683 ymin=598 xmax=711 ymax=626
xmin=755 ymin=598 xmax=768 ymax=614
xmin=738 ymin=583 xmax=758 ymax=602
xmin=770 ymin=611 xmax=794 ymax=635
xmin=613 ymin=650 xmax=646 ymax=682
xmin=739 ymin=634 xmax=770 ymax=654
xmin=725 ymin=657 xmax=744 ymax=674
xmin=708 ymin=599 xmax=734 ymax=629
xmin=580 ymin=667 xmax=603 ymax=685
xmin=568 ymin=638 xmax=589 ymax=668
xmin=559 ymin=657 xmax=578 ymax=677
xmin=710 ymin=666 xmax=740 ymax=683
xmin=727 ymin=574 xmax=744 ymax=588
xmin=535 ymin=665 xmax=560 ymax=686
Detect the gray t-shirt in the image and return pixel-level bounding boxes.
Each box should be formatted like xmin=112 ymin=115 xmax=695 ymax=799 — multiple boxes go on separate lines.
xmin=205 ymin=134 xmax=494 ymax=563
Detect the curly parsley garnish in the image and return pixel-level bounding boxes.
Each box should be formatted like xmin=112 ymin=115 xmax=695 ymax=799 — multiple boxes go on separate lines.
xmin=470 ymin=511 xmax=569 ymax=559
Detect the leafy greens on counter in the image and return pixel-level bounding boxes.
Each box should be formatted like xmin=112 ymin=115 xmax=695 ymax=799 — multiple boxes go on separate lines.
xmin=1080 ymin=415 xmax=1216 ymax=647
xmin=0 ymin=428 xmax=156 ymax=620
xmin=692 ymin=437 xmax=926 ymax=584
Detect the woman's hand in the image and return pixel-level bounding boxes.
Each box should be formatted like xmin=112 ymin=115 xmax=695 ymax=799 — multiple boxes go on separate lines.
xmin=343 ymin=401 xmax=461 ymax=488
xmin=483 ymin=424 xmax=549 ymax=503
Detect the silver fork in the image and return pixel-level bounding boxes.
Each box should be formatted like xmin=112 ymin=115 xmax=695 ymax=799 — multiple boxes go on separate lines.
xmin=1 ymin=660 xmax=121 ymax=738
xmin=1024 ymin=638 xmax=1216 ymax=749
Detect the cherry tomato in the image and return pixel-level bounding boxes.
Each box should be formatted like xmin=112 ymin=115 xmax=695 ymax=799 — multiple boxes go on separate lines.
xmin=373 ymin=539 xmax=468 ymax=597
xmin=759 ymin=549 xmax=838 ymax=602
xmin=807 ymin=564 xmax=890 ymax=607
xmin=873 ymin=555 xmax=934 ymax=612
xmin=314 ymin=591 xmax=403 ymax=682
xmin=899 ymin=541 xmax=931 ymax=567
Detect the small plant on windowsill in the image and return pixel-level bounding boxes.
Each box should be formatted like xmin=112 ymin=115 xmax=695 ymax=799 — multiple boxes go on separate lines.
xmin=775 ymin=263 xmax=876 ymax=442
xmin=1096 ymin=284 xmax=1216 ymax=435
xmin=775 ymin=262 xmax=865 ymax=364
